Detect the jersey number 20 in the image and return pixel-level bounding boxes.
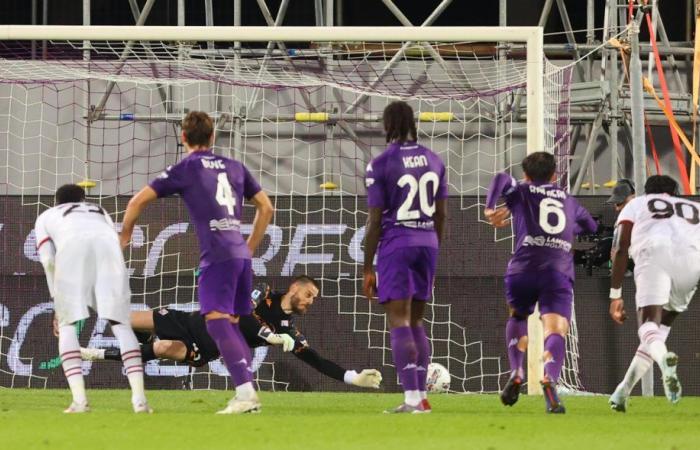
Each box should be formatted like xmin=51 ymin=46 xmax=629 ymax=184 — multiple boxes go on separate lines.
xmin=397 ymin=171 xmax=439 ymax=220
xmin=216 ymin=172 xmax=236 ymax=215
xmin=539 ymin=198 xmax=566 ymax=234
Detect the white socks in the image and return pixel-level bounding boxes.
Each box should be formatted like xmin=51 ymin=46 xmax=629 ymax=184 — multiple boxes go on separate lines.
xmin=111 ymin=323 xmax=147 ymax=405
xmin=638 ymin=322 xmax=670 ymax=368
xmin=235 ymin=381 xmax=257 ymax=401
xmin=621 ymin=324 xmax=671 ymax=396
xmin=59 ymin=325 xmax=87 ymax=406
xmin=404 ymin=390 xmax=421 ymax=407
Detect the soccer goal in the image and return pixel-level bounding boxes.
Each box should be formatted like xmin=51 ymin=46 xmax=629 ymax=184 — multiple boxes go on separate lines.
xmin=0 ymin=25 xmax=578 ymax=394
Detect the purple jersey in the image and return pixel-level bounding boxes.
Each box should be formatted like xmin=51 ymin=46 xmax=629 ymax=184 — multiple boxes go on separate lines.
xmin=366 ymin=141 xmax=448 ymax=254
xmin=149 ymin=149 xmax=262 ymax=266
xmin=486 ymin=172 xmax=597 ymax=279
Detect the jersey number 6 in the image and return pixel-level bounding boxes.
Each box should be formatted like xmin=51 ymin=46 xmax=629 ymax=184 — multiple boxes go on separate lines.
xmin=539 ymin=198 xmax=566 ymax=234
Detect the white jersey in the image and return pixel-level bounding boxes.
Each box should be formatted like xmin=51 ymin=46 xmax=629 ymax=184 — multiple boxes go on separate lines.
xmin=616 ymin=194 xmax=700 ymax=261
xmin=34 ymin=202 xmax=130 ymax=326
xmin=34 ymin=202 xmax=116 ymax=253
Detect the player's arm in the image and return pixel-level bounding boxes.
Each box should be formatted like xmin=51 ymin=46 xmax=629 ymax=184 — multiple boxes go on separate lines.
xmin=120 ymin=186 xmax=158 ymax=248
xmin=246 ymin=190 xmax=274 ymax=255
xmin=434 ymin=164 xmax=449 ymax=245
xmin=292 ymin=337 xmax=382 ymax=388
xmin=238 ymin=313 xmax=296 ymax=351
xmin=609 ymin=221 xmax=632 ymax=325
xmin=574 ymin=203 xmax=598 ymax=235
xmin=484 ymin=172 xmax=516 ymax=228
xmin=34 ymin=213 xmax=56 ymax=298
xmin=363 ymin=207 xmax=382 ymax=300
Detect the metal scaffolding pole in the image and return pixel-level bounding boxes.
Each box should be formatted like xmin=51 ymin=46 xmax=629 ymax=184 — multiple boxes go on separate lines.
xmin=555 ymin=0 xmax=586 ymax=81
xmin=609 ymin=0 xmax=620 ymax=183
xmin=89 ymin=0 xmax=157 ymax=122
xmin=83 ymin=0 xmax=91 ymax=189
xmin=572 ymin=111 xmax=604 ymax=194
xmin=345 ymin=0 xmax=453 ymax=115
xmin=205 ymin=0 xmax=215 ymax=49
xmin=630 ymin=15 xmax=647 ymax=195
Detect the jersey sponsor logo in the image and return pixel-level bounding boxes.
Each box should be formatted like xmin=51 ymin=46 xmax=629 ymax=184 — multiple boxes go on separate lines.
xmin=397 ymin=219 xmax=435 ymax=230
xmin=522 ymin=234 xmax=572 ymax=252
xmin=281 ymin=320 xmax=289 ymax=327
xmin=209 ymin=217 xmax=241 ymax=231
xmin=402 ymin=155 xmax=428 ymax=168
xmin=528 ymin=184 xmax=566 ymax=199
xmin=365 ymin=178 xmax=375 ymax=187
xmin=201 ymin=159 xmax=225 ymax=170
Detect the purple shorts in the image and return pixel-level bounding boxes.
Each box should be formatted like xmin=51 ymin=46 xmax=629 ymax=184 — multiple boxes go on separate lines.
xmin=377 ymin=246 xmax=437 ymax=304
xmin=198 ymin=258 xmax=253 ymax=316
xmin=504 ymin=271 xmax=573 ymax=321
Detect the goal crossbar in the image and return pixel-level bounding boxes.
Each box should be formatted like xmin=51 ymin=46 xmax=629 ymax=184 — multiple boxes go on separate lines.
xmin=0 ymin=25 xmax=545 ymax=152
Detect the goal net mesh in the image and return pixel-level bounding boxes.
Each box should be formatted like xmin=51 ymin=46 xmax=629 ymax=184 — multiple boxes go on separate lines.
xmin=0 ymin=37 xmax=580 ymax=393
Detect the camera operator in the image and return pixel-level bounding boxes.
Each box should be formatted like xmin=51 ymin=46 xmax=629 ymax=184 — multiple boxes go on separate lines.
xmin=574 ymin=180 xmax=635 ymax=275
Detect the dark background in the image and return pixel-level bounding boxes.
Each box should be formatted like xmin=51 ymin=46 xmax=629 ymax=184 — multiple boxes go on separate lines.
xmin=0 ymin=0 xmax=690 ymax=43
xmin=2 ymin=195 xmax=699 ymax=396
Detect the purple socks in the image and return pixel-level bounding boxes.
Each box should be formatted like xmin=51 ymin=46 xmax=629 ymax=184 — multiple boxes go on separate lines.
xmin=390 ymin=326 xmax=419 ymax=391
xmin=205 ymin=318 xmax=253 ymax=387
xmin=543 ymin=333 xmax=566 ymax=384
xmin=505 ymin=317 xmax=527 ymax=378
xmin=411 ymin=326 xmax=431 ymax=392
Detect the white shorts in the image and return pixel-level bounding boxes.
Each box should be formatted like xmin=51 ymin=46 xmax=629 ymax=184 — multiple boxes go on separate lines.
xmin=633 ymin=246 xmax=700 ymax=313
xmin=53 ymin=233 xmax=131 ymax=326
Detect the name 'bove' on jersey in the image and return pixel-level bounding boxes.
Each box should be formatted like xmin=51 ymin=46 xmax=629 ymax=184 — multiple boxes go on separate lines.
xmin=149 ymin=150 xmax=262 ymax=266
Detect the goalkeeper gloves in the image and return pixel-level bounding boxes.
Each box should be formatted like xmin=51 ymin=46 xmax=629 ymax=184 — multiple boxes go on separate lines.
xmin=264 ymin=333 xmax=296 ymax=352
xmin=344 ymin=369 xmax=382 ymax=389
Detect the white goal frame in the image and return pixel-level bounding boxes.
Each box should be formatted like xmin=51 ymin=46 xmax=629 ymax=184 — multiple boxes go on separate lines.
xmin=0 ymin=25 xmax=548 ymax=394
xmin=0 ymin=25 xmax=545 ymax=152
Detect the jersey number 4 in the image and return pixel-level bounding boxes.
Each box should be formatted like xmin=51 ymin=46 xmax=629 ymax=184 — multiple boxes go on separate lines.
xmin=397 ymin=171 xmax=439 ymax=220
xmin=216 ymin=172 xmax=237 ymax=215
xmin=539 ymin=198 xmax=566 ymax=234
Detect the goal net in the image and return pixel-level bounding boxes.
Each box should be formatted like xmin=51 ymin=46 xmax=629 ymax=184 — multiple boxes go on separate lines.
xmin=0 ymin=26 xmax=581 ymax=393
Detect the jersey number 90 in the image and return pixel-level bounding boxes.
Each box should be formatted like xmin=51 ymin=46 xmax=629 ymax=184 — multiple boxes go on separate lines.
xmin=648 ymin=198 xmax=700 ymax=225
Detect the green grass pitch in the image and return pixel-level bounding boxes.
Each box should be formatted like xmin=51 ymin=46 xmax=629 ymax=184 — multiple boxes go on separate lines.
xmin=1 ymin=390 xmax=699 ymax=450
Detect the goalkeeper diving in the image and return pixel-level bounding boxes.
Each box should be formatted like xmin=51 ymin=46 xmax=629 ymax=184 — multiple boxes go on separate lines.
xmin=80 ymin=275 xmax=382 ymax=389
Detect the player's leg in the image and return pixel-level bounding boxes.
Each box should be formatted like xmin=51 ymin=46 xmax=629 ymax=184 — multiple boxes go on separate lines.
xmin=500 ymin=273 xmax=536 ymax=407
xmin=377 ymin=247 xmax=424 ymax=413
xmin=410 ymin=247 xmax=437 ymax=411
xmin=199 ymin=259 xmax=259 ymax=414
xmin=53 ymin=244 xmax=91 ymax=412
xmin=633 ymin=256 xmax=681 ymax=403
xmin=385 ymin=299 xmax=422 ymax=412
xmin=58 ymin=319 xmax=89 ymax=413
xmin=610 ymin=309 xmax=676 ymax=412
xmin=94 ymin=240 xmax=150 ymax=413
xmin=230 ymin=258 xmax=255 ymax=391
xmin=82 ymin=339 xmax=186 ymax=364
xmin=537 ymin=272 xmax=573 ymax=414
xmin=130 ymin=310 xmax=155 ymax=332
xmin=410 ymin=301 xmax=430 ymax=408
